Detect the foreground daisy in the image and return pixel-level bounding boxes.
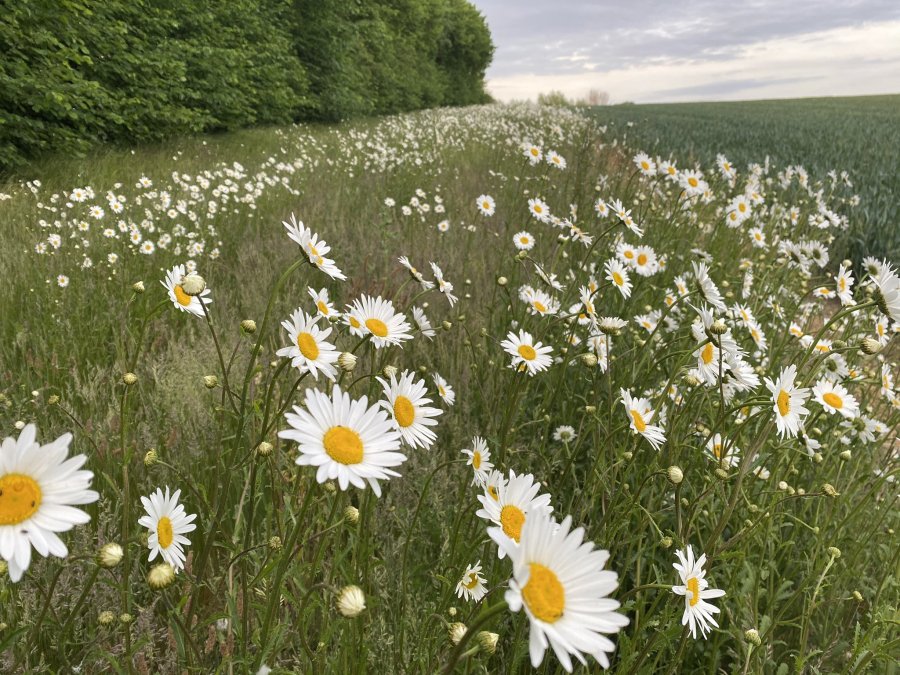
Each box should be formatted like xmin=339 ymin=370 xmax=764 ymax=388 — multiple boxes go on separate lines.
xmin=456 ymin=560 xmax=488 ymax=602
xmin=501 ymin=330 xmax=553 ymax=376
xmin=377 ymin=370 xmax=442 ymax=449
xmin=283 ymin=214 xmax=346 ymax=280
xmin=279 ymin=386 xmax=405 ymax=496
xmin=346 ymin=295 xmax=413 ymax=348
xmin=764 ymin=365 xmax=810 ymax=438
xmin=672 ymin=545 xmax=726 ymax=639
xmin=461 ymin=436 xmax=493 ymax=486
xmin=480 ymin=470 xmax=552 ymax=558
xmin=161 ymin=263 xmax=212 ymax=317
xmin=812 ymin=379 xmax=859 ymax=418
xmin=0 ymin=424 xmax=99 ymax=582
xmin=872 ymin=261 xmax=900 ymax=323
xmin=499 ymin=510 xmax=629 ymax=671
xmin=138 ymin=486 xmax=197 ymax=572
xmin=275 ymin=308 xmax=339 ymax=381
xmin=620 ymin=389 xmax=666 ymax=451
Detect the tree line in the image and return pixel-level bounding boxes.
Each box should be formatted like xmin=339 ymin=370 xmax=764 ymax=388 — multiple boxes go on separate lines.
xmin=0 ymin=0 xmax=494 ymax=172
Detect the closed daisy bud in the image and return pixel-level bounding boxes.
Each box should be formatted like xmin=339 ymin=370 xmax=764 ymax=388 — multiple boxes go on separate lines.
xmin=256 ymin=441 xmax=273 ymax=457
xmin=203 ymin=375 xmax=218 ymax=389
xmin=823 ymin=483 xmax=839 ymax=497
xmin=584 ymin=405 xmax=596 ymax=414
xmin=714 ymin=468 xmax=729 ymax=480
xmin=47 ymin=394 xmax=60 ymax=405
xmin=442 ymin=320 xmax=452 ymax=331
xmin=660 ymin=536 xmax=673 ymax=549
xmin=144 ymin=449 xmax=158 ymax=466
xmin=119 ymin=613 xmax=134 ymax=625
xmin=852 ymin=590 xmax=863 ymax=602
xmin=860 ymin=337 xmax=881 ymax=355
xmin=745 ymin=628 xmax=761 ymax=646
xmin=623 ymin=451 xmax=633 ymax=461
xmin=181 ymin=273 xmax=206 ymax=296
xmin=123 ymin=372 xmax=137 ymax=386
xmin=132 ymin=280 xmax=145 ymax=293
xmin=828 ymin=546 xmax=841 ymax=559
xmin=336 ymin=585 xmax=366 ymax=617
xmin=98 ymin=610 xmax=116 ymax=625
xmin=323 ymin=481 xmax=336 ymax=493
xmin=337 ymin=352 xmax=357 ymax=372
xmin=477 ymin=631 xmax=499 ymax=654
xmin=268 ymin=536 xmax=282 ymax=551
xmin=667 ymin=466 xmax=684 ymax=485
xmin=497 ymin=276 xmax=508 ymax=286
xmin=778 ymin=480 xmax=789 ymax=491
xmin=813 ymin=452 xmax=823 ymax=463
xmin=840 ymin=450 xmax=852 ymax=461
xmin=241 ymin=319 xmax=257 ymax=334
xmin=684 ymin=373 xmax=701 ymax=386
xmin=448 ymin=622 xmax=467 ymax=645
xmin=97 ymin=543 xmax=124 ymax=568
xmin=344 ymin=505 xmax=359 ymax=523
xmin=148 ymin=562 xmax=176 ymax=589
xmin=709 ymin=319 xmax=728 ymax=335
xmin=382 ymin=365 xmax=398 ymax=379
xmin=447 ymin=606 xmax=457 ymax=617
xmin=581 ymin=352 xmax=598 ymax=367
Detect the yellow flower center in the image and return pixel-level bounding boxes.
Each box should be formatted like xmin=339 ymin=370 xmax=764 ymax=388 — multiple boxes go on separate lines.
xmin=530 ymin=147 xmax=539 ymax=156
xmin=473 ymin=451 xmax=481 ymax=469
xmin=520 ymin=236 xmax=530 ymax=245
xmin=500 ymin=504 xmax=525 ymax=542
xmin=482 ymin=201 xmax=491 ymax=210
xmin=637 ymin=253 xmax=648 ymax=266
xmin=641 ymin=161 xmax=649 ymax=170
xmin=517 ymin=344 xmax=537 ymax=361
xmin=687 ymin=577 xmax=700 ymax=607
xmin=533 ymin=301 xmax=547 ymax=313
xmin=823 ymin=392 xmax=843 ymax=409
xmin=534 ymin=204 xmax=543 ymax=214
xmin=157 ymin=516 xmax=174 ymax=549
xmin=487 ymin=485 xmax=499 ymax=501
xmin=317 ymin=300 xmax=330 ymax=315
xmin=365 ymin=318 xmax=388 ymax=337
xmin=296 ymin=332 xmax=319 ymax=360
xmin=612 ymin=272 xmax=624 ymax=286
xmin=668 ymin=166 xmax=676 ymax=175
xmin=173 ymin=284 xmax=192 ymax=306
xmin=630 ymin=409 xmax=647 ymax=433
xmin=0 ymin=473 xmax=42 ymax=525
xmin=349 ymin=316 xmax=361 ymax=328
xmin=522 ymin=563 xmax=565 ymax=623
xmin=713 ymin=443 xmax=723 ymax=459
xmin=393 ymin=395 xmax=415 ymax=427
xmin=738 ymin=203 xmax=746 ymax=213
xmin=463 ymin=572 xmax=480 ymax=589
xmin=777 ymin=390 xmax=791 ymax=417
xmin=701 ymin=342 xmax=714 ymax=365
xmin=688 ymin=177 xmax=699 ymax=187
xmin=323 ymin=426 xmax=364 ymax=465
xmin=815 ymin=344 xmax=830 ymax=353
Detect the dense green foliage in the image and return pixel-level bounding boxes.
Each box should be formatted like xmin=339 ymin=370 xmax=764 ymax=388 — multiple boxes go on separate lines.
xmin=0 ymin=0 xmax=493 ymax=172
xmin=591 ymin=95 xmax=900 ymax=262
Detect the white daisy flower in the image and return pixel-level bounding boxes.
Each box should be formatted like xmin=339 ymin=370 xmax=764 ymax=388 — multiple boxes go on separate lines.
xmin=308 ymin=287 xmax=337 ymax=319
xmin=476 ymin=194 xmax=496 ymax=216
xmin=279 ymin=386 xmax=405 ymax=497
xmin=620 ymin=389 xmax=666 ymax=450
xmin=433 ymin=373 xmax=455 ymax=406
xmin=552 ymin=425 xmax=576 ymax=443
xmin=377 ymin=370 xmax=442 ymax=450
xmin=692 ymin=261 xmax=726 ymax=312
xmin=456 ymin=560 xmax=488 ymax=602
xmin=0 ymin=424 xmax=99 ymax=582
xmin=672 ymin=545 xmax=726 ymax=639
xmin=411 ymin=306 xmax=435 ymax=339
xmin=398 ymin=256 xmax=435 ymax=290
xmin=346 ymin=295 xmax=413 ymax=348
xmin=138 ymin=486 xmax=197 ymax=572
xmin=479 ymin=470 xmax=552 ymax=558
xmin=812 ymin=379 xmax=859 ymax=418
xmin=514 ymin=231 xmax=535 ymax=251
xmin=528 ymin=198 xmax=551 ymax=223
xmin=605 ymin=259 xmax=632 ymax=299
xmin=705 ymin=433 xmax=740 ymax=468
xmin=161 ymin=263 xmax=212 ymax=318
xmin=461 ymin=436 xmax=493 ymax=486
xmin=501 ymin=330 xmax=553 ymax=376
xmin=764 ymin=365 xmax=810 ymax=438
xmin=872 ymin=261 xmax=900 ymax=323
xmin=275 ymin=308 xmax=339 ymax=381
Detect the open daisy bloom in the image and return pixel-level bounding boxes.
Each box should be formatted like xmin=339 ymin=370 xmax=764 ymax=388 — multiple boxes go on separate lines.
xmin=480 ymin=470 xmax=552 ymax=559
xmin=812 ymin=379 xmax=859 ymax=419
xmin=620 ymin=389 xmax=666 ymax=451
xmin=501 ymin=330 xmax=553 ymax=376
xmin=432 ymin=373 xmax=455 ymax=406
xmin=764 ymin=365 xmax=810 ymax=438
xmin=476 ymin=194 xmax=496 ymax=216
xmin=461 ymin=436 xmax=493 ymax=486
xmin=499 ymin=510 xmax=629 ymax=671
xmin=279 ymin=386 xmax=405 ymax=497
xmin=275 ymin=308 xmax=339 ymax=381
xmin=283 ymin=213 xmax=346 ymax=281
xmin=672 ymin=545 xmax=726 ymax=639
xmin=138 ymin=486 xmax=197 ymax=572
xmin=162 ymin=263 xmax=212 ymax=317
xmin=346 ymin=295 xmax=413 ymax=349
xmin=871 ymin=261 xmax=900 ymax=323
xmin=377 ymin=370 xmax=442 ymax=450
xmin=0 ymin=424 xmax=99 ymax=582
xmin=455 ymin=560 xmax=487 ymax=602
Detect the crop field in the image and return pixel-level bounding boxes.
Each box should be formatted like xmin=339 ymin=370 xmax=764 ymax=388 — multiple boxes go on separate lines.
xmin=593 ymin=95 xmax=900 ymax=263
xmin=0 ymin=103 xmax=898 ymax=673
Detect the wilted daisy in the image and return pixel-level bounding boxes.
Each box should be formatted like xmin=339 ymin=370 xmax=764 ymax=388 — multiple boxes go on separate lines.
xmin=0 ymin=424 xmax=99 ymax=582
xmin=620 ymin=389 xmax=666 ymax=450
xmin=764 ymin=365 xmax=810 ymax=438
xmin=336 ymin=585 xmax=366 ymax=617
xmin=162 ymin=263 xmax=212 ymax=317
xmin=347 ymin=295 xmax=413 ymax=348
xmin=279 ymin=386 xmax=405 ymax=497
xmin=514 ymin=231 xmax=535 ymax=251
xmin=430 ymin=262 xmax=459 ymax=306
xmin=501 ymin=330 xmax=553 ymax=376
xmin=275 ymin=308 xmax=339 ymax=381
xmin=499 ymin=510 xmax=629 ymax=671
xmin=605 ymin=259 xmax=632 ymax=298
xmin=812 ymin=379 xmax=859 ymax=418
xmin=480 ymin=470 xmax=552 ymax=557
xmin=138 ymin=486 xmax=197 ymax=572
xmin=692 ymin=261 xmax=726 ymax=311
xmin=462 ymin=436 xmax=493 ymax=486
xmin=672 ymin=545 xmax=726 ymax=639
xmin=377 ymin=370 xmax=442 ymax=449
xmin=398 ymin=256 xmax=435 ymax=290
xmin=476 ymin=194 xmax=496 ymax=216
xmin=411 ymin=306 xmax=435 ymax=339
xmin=283 ymin=214 xmax=346 ymax=280
xmin=456 ymin=561 xmax=488 ymax=602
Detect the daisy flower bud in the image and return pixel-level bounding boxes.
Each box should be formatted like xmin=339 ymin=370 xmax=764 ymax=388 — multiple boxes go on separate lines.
xmin=181 ymin=273 xmax=206 ymax=296
xmin=581 ymin=353 xmax=598 ymax=367
xmin=745 ymin=628 xmax=761 ymax=646
xmin=840 ymin=450 xmax=852 ymax=461
xmin=132 ymin=281 xmax=145 ymax=293
xmin=497 ymin=276 xmax=508 ymax=286
xmin=777 ymin=480 xmax=789 ymax=491
xmin=323 ymin=481 xmax=337 ymax=493
xmin=448 ymin=622 xmax=467 ymax=645
xmin=660 ymin=536 xmax=673 ymax=549
xmin=344 ymin=505 xmax=359 ymax=523
xmin=714 ymin=468 xmax=729 ymax=480
xmin=667 ymin=466 xmax=684 ymax=485
xmin=268 ymin=536 xmax=282 ymax=551
xmin=623 ymin=451 xmax=633 ymax=461
xmin=123 ymin=372 xmax=137 ymax=386
xmin=709 ymin=319 xmax=728 ymax=335
xmin=813 ymin=452 xmax=823 ymax=463
xmin=684 ymin=373 xmax=701 ymax=386
xmin=97 ymin=543 xmax=124 ymax=568
xmin=336 ymin=585 xmax=366 ymax=617
xmin=203 ymin=375 xmax=218 ymax=389
xmin=241 ymin=319 xmax=257 ymax=334
xmin=147 ymin=562 xmax=176 ymax=589
xmin=860 ymin=337 xmax=881 ymax=355
xmin=382 ymin=365 xmax=398 ymax=379
xmin=852 ymin=590 xmax=863 ymax=602
xmin=256 ymin=441 xmax=273 ymax=457
xmin=119 ymin=613 xmax=134 ymax=625
xmin=47 ymin=394 xmax=60 ymax=405
xmin=828 ymin=546 xmax=841 ymax=559
xmin=477 ymin=631 xmax=499 ymax=654
xmin=823 ymin=483 xmax=839 ymax=497
xmin=448 ymin=607 xmax=457 ymax=617
xmin=337 ymin=352 xmax=357 ymax=372
xmin=144 ymin=449 xmax=158 ymax=466
xmin=98 ymin=610 xmax=116 ymax=625
xmin=584 ymin=405 xmax=596 ymax=414
xmin=442 ymin=320 xmax=452 ymax=331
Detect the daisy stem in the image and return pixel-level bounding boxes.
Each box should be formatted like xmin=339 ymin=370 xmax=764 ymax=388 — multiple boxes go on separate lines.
xmin=440 ymin=600 xmax=508 ymax=675
xmin=200 ymin=296 xmax=238 ymax=414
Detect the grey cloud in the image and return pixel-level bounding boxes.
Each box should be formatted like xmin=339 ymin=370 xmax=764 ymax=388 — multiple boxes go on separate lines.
xmin=644 ymin=75 xmax=822 ymax=101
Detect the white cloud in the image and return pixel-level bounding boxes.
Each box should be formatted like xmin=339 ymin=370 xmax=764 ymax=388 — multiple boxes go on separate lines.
xmin=486 ymin=20 xmax=900 ymax=103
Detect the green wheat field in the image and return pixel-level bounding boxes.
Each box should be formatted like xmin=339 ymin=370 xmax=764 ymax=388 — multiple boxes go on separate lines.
xmin=0 ymin=97 xmax=898 ymax=673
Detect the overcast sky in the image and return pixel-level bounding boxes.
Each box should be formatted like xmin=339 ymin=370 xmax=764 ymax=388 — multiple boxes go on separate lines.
xmin=472 ymin=1 xmax=900 ymax=103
